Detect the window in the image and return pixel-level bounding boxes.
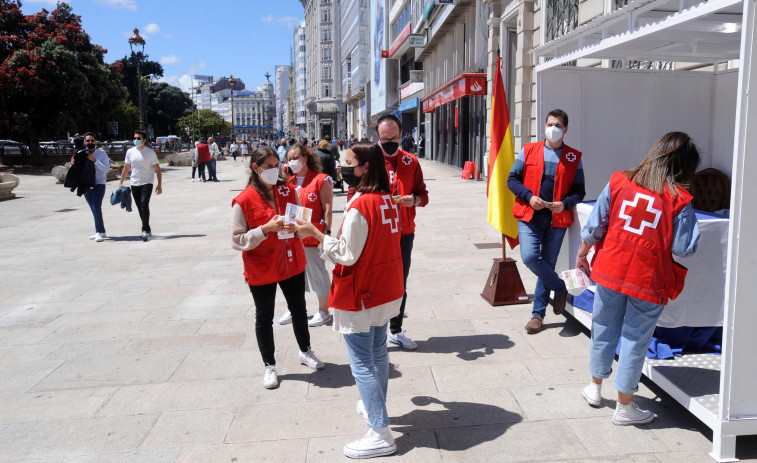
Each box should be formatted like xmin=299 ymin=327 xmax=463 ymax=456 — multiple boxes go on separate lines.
xmin=322 ymin=47 xmax=331 ymax=60
xmin=323 ymin=85 xmax=330 ymax=97
xmin=322 ymin=66 xmax=331 ymax=79
xmin=323 ymin=28 xmax=331 ymax=42
xmin=322 ymin=9 xmax=330 ymax=22
xmin=392 ymin=3 xmax=411 ymax=41
xmin=545 ymin=0 xmax=579 ymax=41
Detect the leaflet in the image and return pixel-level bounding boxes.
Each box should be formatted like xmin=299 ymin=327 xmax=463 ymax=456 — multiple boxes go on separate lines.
xmin=278 ymin=203 xmax=312 ymax=239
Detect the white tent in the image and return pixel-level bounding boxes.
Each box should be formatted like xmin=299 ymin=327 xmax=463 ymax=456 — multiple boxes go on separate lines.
xmin=532 ymin=0 xmax=757 ymax=460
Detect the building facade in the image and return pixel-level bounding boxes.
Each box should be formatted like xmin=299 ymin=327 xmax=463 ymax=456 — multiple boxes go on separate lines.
xmin=340 ymin=0 xmax=370 ymax=139
xmin=293 ymin=24 xmax=309 ymax=138
xmin=301 ymin=0 xmax=346 ymax=140
xmin=275 ymin=65 xmax=292 ymax=139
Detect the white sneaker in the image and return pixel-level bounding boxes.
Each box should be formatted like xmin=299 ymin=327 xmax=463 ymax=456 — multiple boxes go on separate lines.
xmin=89 ymin=232 xmax=106 ymax=240
xmin=356 ymin=399 xmax=370 ymax=427
xmin=612 ymin=401 xmax=654 ymax=425
xmin=308 ymin=309 xmax=333 ymax=327
xmin=582 ymin=383 xmax=602 ymax=407
xmin=263 ymin=365 xmax=279 ymax=389
xmin=343 ymin=427 xmax=396 ymax=459
xmin=298 ymin=349 xmax=325 ymax=370
xmin=190 ymin=178 xmax=195 ymax=182
xmin=278 ymin=310 xmax=292 ymax=325
xmin=388 ymin=331 xmax=417 ymax=350
xmin=94 ymin=233 xmax=105 ymax=242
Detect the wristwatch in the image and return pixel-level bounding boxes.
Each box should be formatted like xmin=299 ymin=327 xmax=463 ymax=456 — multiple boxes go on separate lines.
xmin=325 ymin=229 xmax=331 ymax=235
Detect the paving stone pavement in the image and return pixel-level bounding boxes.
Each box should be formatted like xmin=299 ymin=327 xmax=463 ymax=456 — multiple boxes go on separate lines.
xmin=1 ymin=157 xmax=756 ymax=462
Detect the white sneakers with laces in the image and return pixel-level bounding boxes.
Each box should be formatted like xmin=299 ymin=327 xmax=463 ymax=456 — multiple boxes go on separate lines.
xmin=89 ymin=232 xmax=106 ymax=241
xmin=612 ymin=401 xmax=654 ymax=425
xmin=278 ymin=310 xmax=292 ymax=325
xmin=263 ymin=365 xmax=279 ymax=389
xmin=308 ymin=309 xmax=333 ymax=327
xmin=356 ymin=399 xmax=370 ymax=427
xmin=388 ymin=331 xmax=417 ymax=350
xmin=343 ymin=427 xmax=396 ymax=459
xmin=582 ymin=382 xmax=602 ymax=407
xmin=298 ymin=349 xmax=325 ymax=370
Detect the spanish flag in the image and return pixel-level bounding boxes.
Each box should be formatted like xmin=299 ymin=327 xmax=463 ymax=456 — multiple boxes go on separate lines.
xmin=487 ymin=56 xmax=519 ymax=249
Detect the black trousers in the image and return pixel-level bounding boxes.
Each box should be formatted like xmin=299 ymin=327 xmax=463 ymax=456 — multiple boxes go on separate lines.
xmin=249 ymin=271 xmax=310 ymax=366
xmin=389 ymin=233 xmax=414 ymax=334
xmin=130 ymin=184 xmax=153 ymax=233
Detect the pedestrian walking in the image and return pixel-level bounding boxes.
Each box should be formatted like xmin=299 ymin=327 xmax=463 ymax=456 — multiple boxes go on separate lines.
xmin=401 ymin=133 xmax=414 ymax=153
xmin=230 ymin=146 xmax=325 ymax=389
xmin=207 ymin=136 xmax=221 ymax=182
xmin=81 ymin=132 xmax=111 ymax=242
xmin=195 ymin=138 xmax=211 ymax=182
xmin=119 ymin=130 xmax=162 ymax=241
xmin=277 ymin=138 xmax=288 ymax=163
xmin=508 ymin=109 xmax=586 ymax=334
xmin=230 ymin=141 xmax=238 ymax=162
xmin=576 ymin=131 xmax=700 ymax=425
xmin=317 ymin=139 xmax=338 ymax=185
xmin=377 ymin=114 xmax=429 ymax=350
xmin=240 ymin=141 xmax=248 ymax=162
xmin=190 ymin=141 xmax=200 ymax=182
xmin=279 ymin=143 xmax=333 ymax=327
xmin=295 ymin=142 xmax=403 ymax=459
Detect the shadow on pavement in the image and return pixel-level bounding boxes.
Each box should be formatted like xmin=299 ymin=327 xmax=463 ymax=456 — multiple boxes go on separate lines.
xmin=390 ymin=334 xmax=515 ymax=361
xmin=306 ymin=362 xmax=402 ymax=390
xmin=391 ymin=396 xmax=522 ymax=453
xmin=107 ymin=233 xmax=207 ymax=241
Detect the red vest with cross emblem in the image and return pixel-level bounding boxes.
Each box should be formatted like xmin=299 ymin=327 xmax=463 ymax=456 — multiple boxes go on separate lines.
xmin=590 ymin=172 xmax=693 ymax=304
xmin=232 ymin=185 xmax=306 ymax=286
xmin=292 ymin=170 xmax=328 ymax=248
xmin=511 ymin=142 xmax=582 ymax=227
xmin=329 ymin=193 xmax=404 ymax=311
xmin=385 ymin=149 xmax=419 ymax=235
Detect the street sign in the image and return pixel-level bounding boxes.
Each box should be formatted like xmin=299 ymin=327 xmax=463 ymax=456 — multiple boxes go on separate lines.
xmin=409 ymin=33 xmax=426 ymax=48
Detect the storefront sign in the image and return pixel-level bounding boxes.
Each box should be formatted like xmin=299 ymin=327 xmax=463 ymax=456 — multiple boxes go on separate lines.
xmin=388 ymin=23 xmax=412 ymax=58
xmin=399 ymin=98 xmax=419 ymax=112
xmin=421 ymin=73 xmax=487 ymax=113
xmin=422 ymin=0 xmax=434 ymax=22
xmin=408 ymin=33 xmax=426 ymax=48
xmin=401 ymin=81 xmax=424 ymax=99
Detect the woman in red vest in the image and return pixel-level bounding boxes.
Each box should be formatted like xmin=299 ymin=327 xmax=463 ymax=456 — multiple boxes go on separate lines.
xmin=277 ymin=143 xmax=334 ymax=328
xmin=295 ymin=143 xmax=403 ymax=459
xmin=575 ymin=132 xmax=701 ymax=425
xmin=231 ymin=146 xmax=325 ymax=390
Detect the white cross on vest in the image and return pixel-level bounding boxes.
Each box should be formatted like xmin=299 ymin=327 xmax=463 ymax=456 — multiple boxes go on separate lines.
xmin=380 ymin=195 xmax=400 ymax=233
xmin=618 ymin=192 xmax=661 ymax=235
xmin=308 ymin=192 xmax=318 ymax=203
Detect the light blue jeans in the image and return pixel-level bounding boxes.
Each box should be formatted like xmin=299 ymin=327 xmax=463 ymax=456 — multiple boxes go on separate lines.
xmin=343 ymin=323 xmax=390 ymax=429
xmin=517 ymin=214 xmax=568 ymax=318
xmin=589 ymin=284 xmax=665 ymax=394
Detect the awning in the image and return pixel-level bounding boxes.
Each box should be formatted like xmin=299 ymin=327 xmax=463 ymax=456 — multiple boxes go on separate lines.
xmin=421 ymin=73 xmax=486 ymax=113
xmin=316 ymin=103 xmax=340 ymax=113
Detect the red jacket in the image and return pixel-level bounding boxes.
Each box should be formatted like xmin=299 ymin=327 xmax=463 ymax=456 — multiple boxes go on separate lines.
xmin=292 ymin=170 xmax=329 ymax=248
xmin=329 ymin=193 xmax=404 ymax=311
xmin=232 ymin=185 xmax=306 ymax=286
xmin=590 ymin=172 xmax=693 ymax=304
xmin=384 ymin=149 xmax=428 ymax=235
xmin=196 ymin=143 xmax=211 ymax=163
xmin=512 ymin=142 xmax=582 ymax=228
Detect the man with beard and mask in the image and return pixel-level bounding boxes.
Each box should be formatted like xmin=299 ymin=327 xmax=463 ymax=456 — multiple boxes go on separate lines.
xmin=376 ymin=114 xmax=428 ymax=351
xmin=507 ymin=109 xmax=585 ymax=335
xmin=80 ymin=132 xmax=112 ymax=242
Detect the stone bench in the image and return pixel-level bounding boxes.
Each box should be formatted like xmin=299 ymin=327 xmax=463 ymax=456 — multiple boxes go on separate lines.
xmin=0 ymin=173 xmax=19 ymax=200
xmin=165 ymin=152 xmax=193 ymax=166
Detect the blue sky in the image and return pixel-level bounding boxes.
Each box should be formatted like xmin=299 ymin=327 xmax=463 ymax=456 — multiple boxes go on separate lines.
xmin=20 ymin=0 xmax=304 ymax=92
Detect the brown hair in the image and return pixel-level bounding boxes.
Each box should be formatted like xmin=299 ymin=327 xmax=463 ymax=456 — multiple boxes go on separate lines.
xmin=546 ymin=109 xmax=568 ymax=127
xmin=286 ymin=143 xmax=322 ymax=173
xmin=247 ymin=146 xmax=281 ymax=200
xmin=350 ymin=143 xmax=391 ymax=194
xmin=625 ymin=131 xmax=701 ymax=197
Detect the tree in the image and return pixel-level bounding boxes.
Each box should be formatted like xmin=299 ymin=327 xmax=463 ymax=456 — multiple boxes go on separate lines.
xmin=0 ymin=1 xmax=125 ymax=163
xmin=110 ymin=99 xmax=140 ymax=140
xmin=176 ymin=109 xmax=231 ymax=142
xmin=145 ymin=82 xmax=193 ymax=136
xmin=116 ymin=54 xmax=162 ymax=109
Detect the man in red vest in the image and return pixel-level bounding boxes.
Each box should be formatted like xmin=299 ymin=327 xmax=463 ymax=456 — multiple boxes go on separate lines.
xmin=507 ymin=109 xmax=585 ymax=334
xmin=377 ymin=114 xmax=429 ymax=350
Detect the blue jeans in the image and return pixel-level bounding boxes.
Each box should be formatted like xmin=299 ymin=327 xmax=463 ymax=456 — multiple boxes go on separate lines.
xmin=589 ymin=285 xmax=665 ymax=394
xmin=517 ymin=214 xmax=568 ymax=318
xmin=343 ymin=323 xmax=390 ymax=429
xmin=208 ymin=158 xmax=218 ymax=180
xmin=84 ymin=184 xmax=106 ymax=234
xmin=198 ymin=162 xmax=208 ymax=181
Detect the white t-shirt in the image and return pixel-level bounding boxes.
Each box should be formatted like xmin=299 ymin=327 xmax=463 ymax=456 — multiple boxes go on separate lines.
xmin=125 ymin=147 xmax=159 ymax=186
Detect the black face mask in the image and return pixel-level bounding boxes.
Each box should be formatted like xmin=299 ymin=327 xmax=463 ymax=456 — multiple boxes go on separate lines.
xmin=341 ymin=166 xmax=362 ymax=188
xmin=85 ymin=143 xmax=96 ymax=151
xmin=380 ymin=141 xmax=399 ymax=155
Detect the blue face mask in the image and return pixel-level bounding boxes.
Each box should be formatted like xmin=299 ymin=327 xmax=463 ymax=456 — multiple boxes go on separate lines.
xmin=134 ymin=139 xmax=143 ymax=147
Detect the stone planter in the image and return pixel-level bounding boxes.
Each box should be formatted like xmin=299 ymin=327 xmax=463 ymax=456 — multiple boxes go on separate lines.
xmin=0 ymin=173 xmax=20 ymax=200
xmin=166 ymin=152 xmax=193 ymax=166
xmin=51 ymin=165 xmax=68 ymax=183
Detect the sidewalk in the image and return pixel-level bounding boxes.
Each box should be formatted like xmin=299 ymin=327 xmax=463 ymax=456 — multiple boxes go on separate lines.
xmin=0 ymin=157 xmax=748 ymax=462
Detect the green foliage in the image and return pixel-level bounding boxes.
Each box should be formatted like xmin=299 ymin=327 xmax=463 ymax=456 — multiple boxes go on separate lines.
xmin=145 ymin=82 xmax=193 ymax=136
xmin=0 ymin=1 xmax=125 ymax=163
xmin=111 ymin=99 xmax=140 ymax=140
xmin=176 ymin=109 xmax=231 ymax=142
xmin=116 ymin=53 xmax=163 ymax=107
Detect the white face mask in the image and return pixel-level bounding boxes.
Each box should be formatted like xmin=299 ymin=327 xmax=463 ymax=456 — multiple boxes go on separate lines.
xmin=258 ymin=166 xmax=279 ymax=185
xmin=545 ymin=126 xmax=564 ymax=143
xmin=288 ymin=159 xmax=303 ymax=174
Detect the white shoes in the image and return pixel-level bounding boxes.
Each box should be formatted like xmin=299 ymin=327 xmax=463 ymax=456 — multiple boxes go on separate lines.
xmin=298 ymin=349 xmax=325 ymax=370
xmin=190 ymin=178 xmax=195 ymax=182
xmin=89 ymin=232 xmax=106 ymax=241
xmin=613 ymin=401 xmax=654 ymax=425
xmin=308 ymin=309 xmax=333 ymax=327
xmin=388 ymin=331 xmax=417 ymax=350
xmin=582 ymin=382 xmax=602 ymax=407
xmin=279 ymin=310 xmax=292 ymax=325
xmin=263 ymin=365 xmax=279 ymax=389
xmin=356 ymin=399 xmax=370 ymax=427
xmin=343 ymin=427 xmax=396 ymax=459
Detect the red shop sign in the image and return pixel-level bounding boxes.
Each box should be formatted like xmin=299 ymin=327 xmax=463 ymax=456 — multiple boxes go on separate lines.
xmin=421 ymin=73 xmax=486 ymax=113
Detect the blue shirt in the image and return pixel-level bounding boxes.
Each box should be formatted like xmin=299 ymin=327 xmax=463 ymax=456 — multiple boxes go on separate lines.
xmin=580 ymin=183 xmax=700 ymax=257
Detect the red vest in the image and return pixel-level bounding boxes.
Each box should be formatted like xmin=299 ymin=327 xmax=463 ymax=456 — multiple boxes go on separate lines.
xmin=512 ymin=142 xmax=582 ymax=228
xmin=329 ymin=193 xmax=404 ymax=311
xmin=232 ymin=185 xmax=306 ymax=286
xmin=385 ymin=149 xmax=420 ymax=235
xmin=292 ymin=170 xmax=329 ymax=248
xmin=196 ymin=143 xmax=211 ymax=163
xmin=590 ymin=172 xmax=693 ymax=305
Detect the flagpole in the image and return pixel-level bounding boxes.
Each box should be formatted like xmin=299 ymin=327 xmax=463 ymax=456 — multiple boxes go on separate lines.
xmin=501 ymin=234 xmax=506 ymax=260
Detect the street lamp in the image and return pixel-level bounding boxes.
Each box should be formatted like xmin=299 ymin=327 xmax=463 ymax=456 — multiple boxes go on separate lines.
xmin=128 ymin=28 xmax=146 ymax=131
xmin=228 ymin=75 xmax=235 ymax=142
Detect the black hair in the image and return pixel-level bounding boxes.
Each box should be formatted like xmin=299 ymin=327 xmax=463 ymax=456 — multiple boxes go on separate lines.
xmin=83 ymin=132 xmax=96 ymax=140
xmin=350 ymin=143 xmax=391 ymax=194
xmin=546 ymin=109 xmax=569 ymax=127
xmin=134 ymin=129 xmax=148 ymax=140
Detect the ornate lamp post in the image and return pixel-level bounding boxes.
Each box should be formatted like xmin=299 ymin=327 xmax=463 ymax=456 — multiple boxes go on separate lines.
xmin=128 ymin=28 xmax=146 ymax=131
xmin=228 ymin=75 xmax=236 ymax=141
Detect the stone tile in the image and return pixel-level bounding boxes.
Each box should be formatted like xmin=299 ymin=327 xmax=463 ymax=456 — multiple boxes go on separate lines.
xmin=44 ymin=310 xmax=151 ymax=327
xmin=63 ymin=449 xmax=181 ymax=463
xmin=142 ymin=303 xmax=248 ymax=321
xmin=307 ymin=429 xmax=443 ymax=462
xmin=0 ymin=344 xmax=60 ymax=363
xmin=0 ymin=327 xmax=62 ymax=347
xmin=44 ymin=339 xmax=130 ymax=361
xmin=42 ymin=320 xmax=203 ymax=343
xmin=648 ymin=409 xmax=715 ymax=453
xmin=0 ymin=314 xmax=61 ymax=329
xmin=176 ymin=440 xmax=309 ymax=463
xmin=0 ymin=414 xmax=159 ymax=461
xmin=510 ymin=384 xmax=614 ymax=421
xmin=0 ymin=388 xmax=115 ymax=424
xmin=123 ymin=333 xmax=245 ymax=355
xmin=566 ymin=416 xmax=668 ymax=457
xmin=305 ymin=364 xmax=437 ymax=401
xmin=431 ymin=361 xmax=539 ymax=393
xmin=140 ymin=409 xmax=235 ymax=449
xmin=169 ymin=348 xmax=259 ymax=381
xmin=522 ymin=355 xmax=592 ymax=385
xmin=0 ymin=359 xmax=65 ymax=394
xmin=654 ymin=452 xmax=720 ymax=463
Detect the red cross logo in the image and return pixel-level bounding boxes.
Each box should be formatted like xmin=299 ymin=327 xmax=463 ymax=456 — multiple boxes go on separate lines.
xmin=565 ymin=151 xmax=576 ymax=162
xmin=618 ymin=192 xmax=661 ymax=235
xmin=380 ymin=195 xmax=400 ymax=233
xmin=307 ymin=192 xmax=318 ymax=203
xmin=277 ymin=185 xmax=291 ymax=196
xmin=402 ymin=155 xmax=412 ymax=166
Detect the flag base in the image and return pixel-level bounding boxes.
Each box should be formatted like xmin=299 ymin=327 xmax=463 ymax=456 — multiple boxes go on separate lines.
xmin=481 ymin=258 xmax=531 ymax=306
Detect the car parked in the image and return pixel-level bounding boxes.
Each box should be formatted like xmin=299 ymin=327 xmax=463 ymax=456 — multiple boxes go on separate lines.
xmin=0 ymin=140 xmax=30 ymax=156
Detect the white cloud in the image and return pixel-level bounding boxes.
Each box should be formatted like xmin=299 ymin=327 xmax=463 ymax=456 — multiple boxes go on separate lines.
xmin=159 ymin=54 xmax=181 ymax=66
xmin=143 ymin=23 xmax=161 ymax=35
xmin=24 ymin=0 xmax=57 ymax=5
xmin=95 ymin=0 xmax=138 ymax=11
xmin=261 ymin=14 xmax=301 ymax=29
xmin=185 ymin=61 xmax=207 ymax=75
xmin=158 ymin=74 xmax=193 ymax=92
